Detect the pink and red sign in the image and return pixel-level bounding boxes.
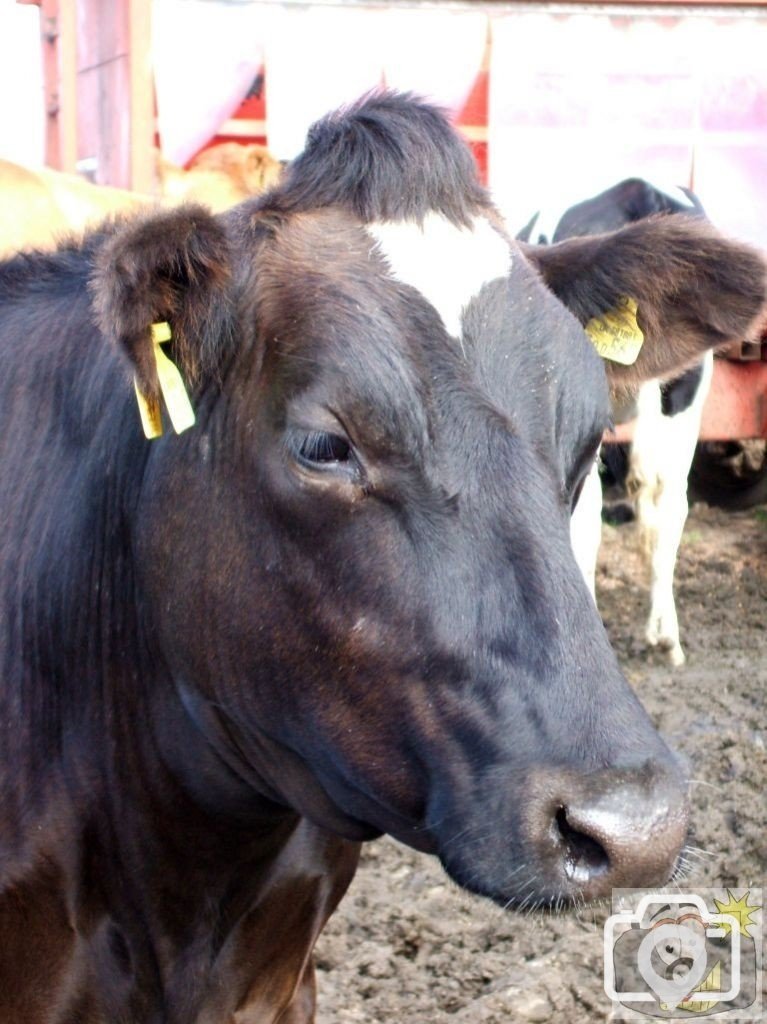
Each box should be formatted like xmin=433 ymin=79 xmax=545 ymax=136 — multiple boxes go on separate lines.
xmin=489 ymin=10 xmax=767 ymax=250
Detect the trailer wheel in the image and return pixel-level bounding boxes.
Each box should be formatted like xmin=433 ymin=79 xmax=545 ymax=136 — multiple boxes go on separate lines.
xmin=689 ymin=440 xmax=767 ymax=510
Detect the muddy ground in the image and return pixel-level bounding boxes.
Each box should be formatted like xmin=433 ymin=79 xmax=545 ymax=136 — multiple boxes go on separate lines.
xmin=315 ymin=502 xmax=767 ymax=1023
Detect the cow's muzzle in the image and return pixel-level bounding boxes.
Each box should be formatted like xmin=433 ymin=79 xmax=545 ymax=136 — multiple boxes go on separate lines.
xmin=522 ymin=761 xmax=689 ymax=901
xmin=434 ymin=758 xmax=689 ymax=907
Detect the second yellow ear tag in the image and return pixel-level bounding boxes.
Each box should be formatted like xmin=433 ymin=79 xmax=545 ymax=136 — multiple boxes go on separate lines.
xmin=151 ymin=323 xmax=196 ymax=435
xmin=134 ymin=322 xmax=196 ymax=439
xmin=585 ymin=296 xmax=644 ymax=366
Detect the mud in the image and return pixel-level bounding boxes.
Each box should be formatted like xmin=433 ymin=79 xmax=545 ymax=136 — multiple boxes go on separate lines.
xmin=315 ymin=502 xmax=767 ymax=1023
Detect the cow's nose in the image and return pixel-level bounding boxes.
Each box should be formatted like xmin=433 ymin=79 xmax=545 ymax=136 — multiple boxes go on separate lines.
xmin=529 ymin=763 xmax=688 ymax=900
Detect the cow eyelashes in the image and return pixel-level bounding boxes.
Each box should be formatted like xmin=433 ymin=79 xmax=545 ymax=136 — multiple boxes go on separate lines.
xmin=292 ymin=430 xmax=353 ymax=467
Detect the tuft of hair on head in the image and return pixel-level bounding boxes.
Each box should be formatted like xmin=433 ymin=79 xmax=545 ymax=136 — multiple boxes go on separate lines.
xmin=264 ymin=90 xmax=491 ymax=227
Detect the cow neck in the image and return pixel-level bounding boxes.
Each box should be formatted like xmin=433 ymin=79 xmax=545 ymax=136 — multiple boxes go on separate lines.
xmin=86 ymin=646 xmax=361 ymax=1020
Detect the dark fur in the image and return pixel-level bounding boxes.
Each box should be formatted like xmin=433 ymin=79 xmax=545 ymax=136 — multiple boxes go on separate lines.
xmin=661 ymin=361 xmax=706 ymax=417
xmin=1 ymin=94 xmax=766 ymax=1023
xmin=540 ymin=178 xmax=713 ymax=417
xmin=553 ymin=177 xmax=705 ymax=241
xmin=525 ymin=215 xmax=767 ymax=387
xmin=91 ymin=205 xmax=236 ymax=399
xmin=517 ymin=180 xmax=705 ymax=245
xmin=257 ymin=91 xmax=491 ymax=227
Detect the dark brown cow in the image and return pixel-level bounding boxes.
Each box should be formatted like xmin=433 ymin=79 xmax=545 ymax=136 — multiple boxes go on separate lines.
xmin=1 ymin=94 xmax=765 ymax=1023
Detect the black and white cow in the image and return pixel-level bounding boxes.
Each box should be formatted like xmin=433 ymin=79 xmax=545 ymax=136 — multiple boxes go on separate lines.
xmin=525 ymin=178 xmax=713 ymax=666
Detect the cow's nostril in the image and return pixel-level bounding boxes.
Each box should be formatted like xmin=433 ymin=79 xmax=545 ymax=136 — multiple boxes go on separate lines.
xmin=554 ymin=806 xmax=610 ymax=884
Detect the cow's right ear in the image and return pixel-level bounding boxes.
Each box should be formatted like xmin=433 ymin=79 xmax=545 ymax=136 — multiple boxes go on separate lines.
xmin=524 ymin=217 xmax=767 ymax=387
xmin=91 ymin=205 xmax=233 ymax=407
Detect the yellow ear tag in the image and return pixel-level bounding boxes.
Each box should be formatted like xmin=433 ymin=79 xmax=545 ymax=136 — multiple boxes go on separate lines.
xmin=584 ymin=296 xmax=644 ymax=366
xmin=134 ymin=322 xmax=196 ymax=439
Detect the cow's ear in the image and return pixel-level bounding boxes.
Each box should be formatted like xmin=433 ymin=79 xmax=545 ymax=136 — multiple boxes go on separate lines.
xmin=524 ymin=217 xmax=767 ymax=386
xmin=91 ymin=205 xmax=233 ymax=403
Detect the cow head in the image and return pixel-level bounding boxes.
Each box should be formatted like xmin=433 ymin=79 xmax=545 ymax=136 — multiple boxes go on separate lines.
xmin=92 ymin=94 xmax=767 ymax=908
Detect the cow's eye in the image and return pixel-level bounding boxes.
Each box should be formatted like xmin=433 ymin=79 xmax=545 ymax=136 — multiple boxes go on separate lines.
xmin=294 ymin=431 xmax=352 ymax=467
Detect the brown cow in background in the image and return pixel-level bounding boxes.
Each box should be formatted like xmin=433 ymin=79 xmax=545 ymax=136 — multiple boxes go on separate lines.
xmin=0 ymin=159 xmax=147 ymax=258
xmin=157 ymin=141 xmax=283 ymax=212
xmin=0 ymin=142 xmax=282 ymax=258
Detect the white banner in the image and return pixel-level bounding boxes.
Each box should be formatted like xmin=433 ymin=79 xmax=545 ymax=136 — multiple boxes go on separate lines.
xmin=266 ymin=6 xmax=487 ymax=161
xmin=153 ymin=0 xmax=267 ymax=165
xmin=489 ymin=10 xmax=767 ymax=249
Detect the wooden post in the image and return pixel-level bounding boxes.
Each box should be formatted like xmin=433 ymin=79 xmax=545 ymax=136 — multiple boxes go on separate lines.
xmin=128 ymin=0 xmax=156 ymax=194
xmin=36 ymin=0 xmax=78 ymax=171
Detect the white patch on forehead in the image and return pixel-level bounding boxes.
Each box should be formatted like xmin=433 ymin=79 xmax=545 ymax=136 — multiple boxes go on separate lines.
xmin=368 ymin=212 xmax=511 ymax=339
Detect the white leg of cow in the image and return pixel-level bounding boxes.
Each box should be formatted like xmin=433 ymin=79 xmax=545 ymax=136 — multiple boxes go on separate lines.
xmin=570 ymin=455 xmax=603 ymax=602
xmin=629 ymin=353 xmax=713 ymax=666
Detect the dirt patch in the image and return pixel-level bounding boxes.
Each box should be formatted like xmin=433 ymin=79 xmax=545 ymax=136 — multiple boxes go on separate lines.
xmin=315 ymin=502 xmax=767 ymax=1023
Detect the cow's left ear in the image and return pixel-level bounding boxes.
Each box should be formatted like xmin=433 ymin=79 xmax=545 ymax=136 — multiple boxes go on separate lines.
xmin=524 ymin=216 xmax=767 ymax=386
xmin=91 ymin=204 xmax=233 ymax=403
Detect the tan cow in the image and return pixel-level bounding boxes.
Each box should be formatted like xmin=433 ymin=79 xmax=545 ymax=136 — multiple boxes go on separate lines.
xmin=0 ymin=142 xmax=282 ymax=258
xmin=0 ymin=159 xmax=148 ymax=258
xmin=157 ymin=142 xmax=283 ymax=212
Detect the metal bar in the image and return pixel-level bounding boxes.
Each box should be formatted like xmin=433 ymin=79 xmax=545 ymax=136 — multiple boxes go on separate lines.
xmin=608 ymin=361 xmax=767 ymax=443
xmin=194 ymin=0 xmax=767 ymax=11
xmin=219 ymin=118 xmax=268 ymax=137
